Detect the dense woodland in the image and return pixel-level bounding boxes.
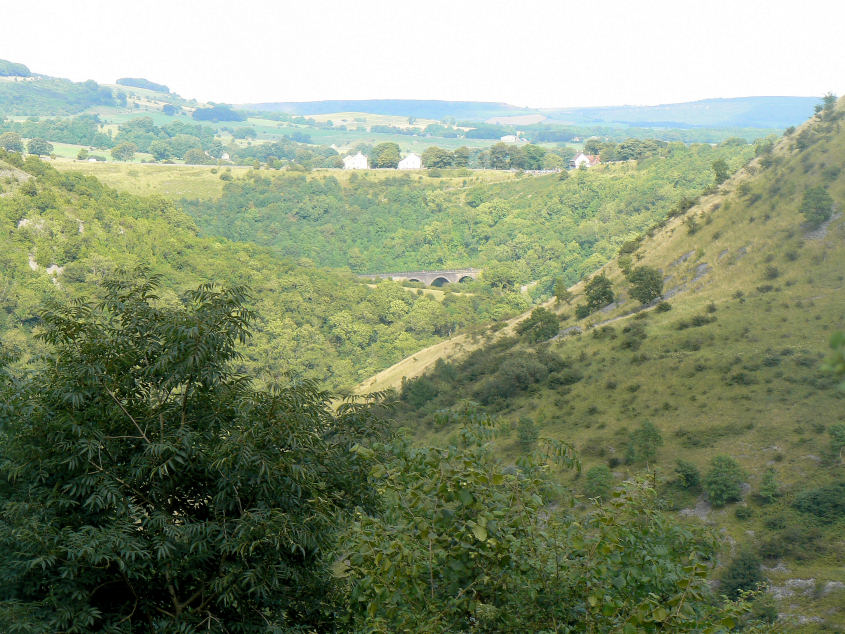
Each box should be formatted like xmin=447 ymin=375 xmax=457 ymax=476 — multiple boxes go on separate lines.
xmin=0 ymin=152 xmax=527 ymax=390
xmin=183 ymin=140 xmax=754 ymax=293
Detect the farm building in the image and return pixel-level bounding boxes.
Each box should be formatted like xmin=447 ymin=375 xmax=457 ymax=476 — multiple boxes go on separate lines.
xmin=342 ymin=152 xmax=368 ymax=169
xmin=571 ymin=153 xmax=601 ymax=169
xmin=398 ymin=153 xmax=422 ymax=170
xmin=500 ymin=134 xmax=525 ymax=143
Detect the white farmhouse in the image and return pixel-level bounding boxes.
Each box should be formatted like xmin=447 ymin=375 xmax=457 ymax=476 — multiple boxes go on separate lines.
xmin=500 ymin=134 xmax=520 ymax=143
xmin=571 ymin=152 xmax=600 ymax=169
xmin=398 ymin=153 xmax=422 ymax=170
xmin=343 ymin=151 xmax=368 ymax=169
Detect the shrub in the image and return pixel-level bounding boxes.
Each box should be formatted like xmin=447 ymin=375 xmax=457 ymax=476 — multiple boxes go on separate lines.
xmin=799 ymin=185 xmax=834 ymax=227
xmin=703 ymin=456 xmax=745 ymax=506
xmin=575 ymin=303 xmax=591 ymax=319
xmin=720 ymin=550 xmax=763 ymax=600
xmin=516 ymin=307 xmax=559 ymax=342
xmin=757 ymin=468 xmax=780 ymax=504
xmin=628 ymin=266 xmax=663 ymax=304
xmin=620 ymin=323 xmax=647 ymax=350
xmin=655 ymin=301 xmax=672 ymax=312
xmin=763 ymin=265 xmax=780 ymax=280
xmin=793 ymin=481 xmax=845 ymax=522
xmin=584 ymin=465 xmax=614 ymax=499
xmin=625 ymin=421 xmax=663 ymax=465
xmin=517 ymin=417 xmax=539 ymax=452
xmin=584 ymin=274 xmax=614 ymax=312
xmin=674 ymin=459 xmax=701 ymax=490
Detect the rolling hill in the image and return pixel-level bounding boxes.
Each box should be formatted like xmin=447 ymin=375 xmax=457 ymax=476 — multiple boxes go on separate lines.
xmin=379 ymin=99 xmax=845 ymax=630
xmin=246 ymin=96 xmax=817 ymax=129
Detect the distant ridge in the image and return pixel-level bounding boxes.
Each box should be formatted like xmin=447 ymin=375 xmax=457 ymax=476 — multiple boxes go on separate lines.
xmin=245 ymin=96 xmax=817 ymax=129
xmin=243 ymin=99 xmax=525 ymax=120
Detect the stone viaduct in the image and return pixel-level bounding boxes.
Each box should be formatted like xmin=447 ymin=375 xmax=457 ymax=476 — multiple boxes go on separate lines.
xmin=360 ymin=268 xmax=480 ymax=286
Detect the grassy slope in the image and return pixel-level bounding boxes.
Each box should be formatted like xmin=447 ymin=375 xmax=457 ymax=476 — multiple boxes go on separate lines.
xmin=379 ymin=104 xmax=845 ymax=630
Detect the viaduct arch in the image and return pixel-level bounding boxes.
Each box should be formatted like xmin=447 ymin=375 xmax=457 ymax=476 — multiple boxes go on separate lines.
xmin=360 ymin=268 xmax=480 ymax=286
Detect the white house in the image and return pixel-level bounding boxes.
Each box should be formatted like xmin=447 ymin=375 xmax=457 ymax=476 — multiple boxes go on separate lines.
xmin=397 ymin=153 xmax=422 ymax=170
xmin=220 ymin=152 xmax=230 ymax=162
xmin=500 ymin=134 xmax=522 ymax=143
xmin=571 ymin=153 xmax=600 ymax=169
xmin=343 ymin=151 xmax=368 ymax=169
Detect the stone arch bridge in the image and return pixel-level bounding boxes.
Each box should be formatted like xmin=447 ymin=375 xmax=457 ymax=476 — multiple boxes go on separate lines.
xmin=361 ymin=268 xmax=480 ymax=287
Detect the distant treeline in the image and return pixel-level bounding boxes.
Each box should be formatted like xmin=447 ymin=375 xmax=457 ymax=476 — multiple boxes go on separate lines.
xmin=0 ymin=59 xmax=30 ymax=77
xmin=116 ymin=77 xmax=170 ymax=93
xmin=0 ymin=114 xmax=114 ymax=148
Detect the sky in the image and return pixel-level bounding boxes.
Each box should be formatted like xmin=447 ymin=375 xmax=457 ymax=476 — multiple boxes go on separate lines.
xmin=2 ymin=0 xmax=844 ymax=108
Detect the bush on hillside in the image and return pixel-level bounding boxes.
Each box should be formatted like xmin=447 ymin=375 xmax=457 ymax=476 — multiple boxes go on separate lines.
xmin=720 ymin=550 xmax=763 ymax=600
xmin=799 ymin=185 xmax=833 ymax=228
xmin=628 ymin=266 xmax=663 ymax=304
xmin=793 ymin=481 xmax=845 ymax=522
xmin=584 ymin=465 xmax=614 ymax=499
xmin=516 ymin=307 xmax=559 ymax=342
xmin=704 ymin=456 xmax=745 ymax=506
xmin=675 ymin=459 xmax=701 ymax=490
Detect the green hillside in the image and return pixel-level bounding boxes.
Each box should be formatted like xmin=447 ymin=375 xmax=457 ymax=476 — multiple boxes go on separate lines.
xmin=0 ymin=152 xmax=523 ymax=390
xmin=391 ymin=100 xmax=845 ymax=630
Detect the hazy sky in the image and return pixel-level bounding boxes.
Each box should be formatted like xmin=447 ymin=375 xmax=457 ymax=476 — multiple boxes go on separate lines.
xmin=2 ymin=0 xmax=843 ymax=107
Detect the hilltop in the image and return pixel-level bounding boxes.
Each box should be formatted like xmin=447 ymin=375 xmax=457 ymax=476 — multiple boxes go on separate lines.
xmin=383 ymin=100 xmax=845 ymax=629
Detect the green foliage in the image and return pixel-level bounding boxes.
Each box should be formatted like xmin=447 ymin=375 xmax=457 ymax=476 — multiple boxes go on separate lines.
xmin=515 ymin=307 xmax=559 ymax=342
xmin=553 ymin=278 xmax=573 ymax=304
xmin=0 ymin=132 xmax=23 ymax=153
xmin=25 ymin=138 xmax=53 ymax=156
xmin=712 ymin=158 xmax=730 ymax=184
xmin=516 ymin=416 xmax=539 ymax=451
xmin=0 ymin=156 xmax=516 ymax=389
xmin=0 ymin=77 xmax=118 ymax=116
xmin=191 ymin=105 xmax=245 ymax=122
xmin=704 ymin=456 xmax=745 ymax=507
xmin=793 ymin=481 xmax=845 ymax=522
xmin=625 ymin=420 xmax=664 ymax=465
xmin=720 ymin=550 xmax=763 ymax=600
xmin=628 ymin=265 xmax=663 ymax=304
xmin=0 ymin=59 xmax=30 ymax=77
xmin=757 ymin=468 xmax=781 ymax=504
xmin=339 ymin=407 xmax=742 ymax=631
xmin=371 ymin=142 xmax=401 ymax=168
xmin=0 ymin=272 xmax=384 ymax=630
xmin=585 ymin=273 xmax=614 ymax=312
xmin=110 ymin=141 xmax=137 ymax=162
xmin=181 ymin=142 xmax=752 ymax=289
xmin=0 ymin=114 xmax=114 ymax=148
xmin=584 ymin=464 xmax=614 ymax=498
xmin=675 ymin=460 xmax=701 ymax=490
xmin=825 ymin=331 xmax=845 ymax=389
xmin=799 ymin=185 xmax=834 ymax=227
xmin=183 ymin=148 xmax=212 ymax=165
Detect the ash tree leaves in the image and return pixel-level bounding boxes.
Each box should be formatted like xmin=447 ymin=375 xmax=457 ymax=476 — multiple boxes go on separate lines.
xmin=0 ymin=269 xmax=385 ymax=631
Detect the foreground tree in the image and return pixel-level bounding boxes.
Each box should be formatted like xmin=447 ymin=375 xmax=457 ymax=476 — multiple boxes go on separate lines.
xmin=0 ymin=271 xmax=383 ymax=631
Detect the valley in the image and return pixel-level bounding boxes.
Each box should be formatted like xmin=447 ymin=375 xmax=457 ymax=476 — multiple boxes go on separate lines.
xmin=0 ymin=46 xmax=842 ymax=631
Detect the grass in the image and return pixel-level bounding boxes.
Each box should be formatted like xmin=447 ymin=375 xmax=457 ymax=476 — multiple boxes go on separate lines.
xmin=52 ymin=160 xmax=251 ymax=199
xmin=371 ymin=103 xmax=845 ymax=630
xmin=53 ymin=160 xmax=521 ymax=200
